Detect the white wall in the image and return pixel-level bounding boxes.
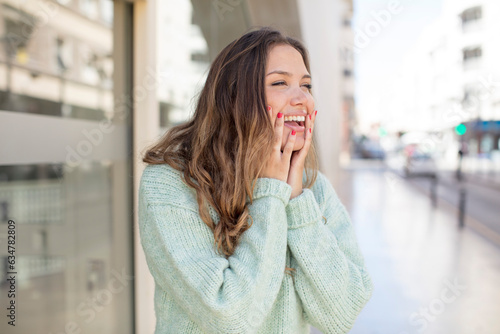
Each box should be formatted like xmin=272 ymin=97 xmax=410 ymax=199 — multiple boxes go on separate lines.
xmin=133 ymin=1 xmax=159 ymax=333
xmin=297 ymin=0 xmax=345 ymax=187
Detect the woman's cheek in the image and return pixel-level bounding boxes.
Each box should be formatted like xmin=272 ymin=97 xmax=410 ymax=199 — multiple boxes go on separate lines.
xmin=308 ymin=97 xmax=315 ymax=111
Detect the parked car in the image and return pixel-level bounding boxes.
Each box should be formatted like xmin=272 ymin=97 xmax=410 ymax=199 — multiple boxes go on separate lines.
xmin=403 ymin=144 xmax=437 ymax=177
xmin=360 ymin=140 xmax=386 ymax=160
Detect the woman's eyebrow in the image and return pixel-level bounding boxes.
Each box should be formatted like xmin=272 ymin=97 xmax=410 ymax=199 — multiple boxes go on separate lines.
xmin=266 ymin=70 xmax=311 ymax=79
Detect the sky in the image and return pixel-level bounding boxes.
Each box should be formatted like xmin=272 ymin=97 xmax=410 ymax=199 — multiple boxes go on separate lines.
xmin=352 ymin=0 xmax=444 ymax=133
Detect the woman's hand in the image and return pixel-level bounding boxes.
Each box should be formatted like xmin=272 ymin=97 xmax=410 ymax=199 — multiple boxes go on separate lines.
xmin=260 ymin=106 xmax=297 ymax=183
xmin=288 ymin=110 xmax=317 ymax=199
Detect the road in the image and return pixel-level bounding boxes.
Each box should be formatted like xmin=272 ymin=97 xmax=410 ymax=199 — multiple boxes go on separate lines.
xmin=403 ymin=170 xmax=500 ymax=246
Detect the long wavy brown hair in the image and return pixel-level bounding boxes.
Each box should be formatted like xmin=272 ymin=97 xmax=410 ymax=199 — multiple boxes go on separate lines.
xmin=142 ymin=27 xmax=318 ymax=279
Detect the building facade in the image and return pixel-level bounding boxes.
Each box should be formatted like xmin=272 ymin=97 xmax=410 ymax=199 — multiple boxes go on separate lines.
xmin=382 ymin=0 xmax=500 ymax=170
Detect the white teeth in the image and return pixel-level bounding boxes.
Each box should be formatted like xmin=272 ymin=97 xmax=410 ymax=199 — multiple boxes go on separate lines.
xmin=284 ymin=116 xmax=305 ymax=122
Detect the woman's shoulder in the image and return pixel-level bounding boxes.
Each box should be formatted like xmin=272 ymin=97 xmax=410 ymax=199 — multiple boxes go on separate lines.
xmin=139 ymin=163 xmax=198 ymax=209
xmin=140 ymin=163 xmax=184 ymax=186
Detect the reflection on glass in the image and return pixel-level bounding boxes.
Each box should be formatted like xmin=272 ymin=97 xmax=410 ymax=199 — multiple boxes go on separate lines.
xmin=156 ymin=0 xmax=251 ymax=132
xmin=0 ymin=165 xmax=64 ymax=224
xmin=157 ymin=0 xmax=210 ymax=130
xmin=0 ymin=0 xmax=113 ymax=121
xmin=0 ymin=161 xmax=125 ymax=334
xmin=0 ymin=1 xmax=133 ymax=333
xmin=480 ymin=133 xmax=493 ymax=153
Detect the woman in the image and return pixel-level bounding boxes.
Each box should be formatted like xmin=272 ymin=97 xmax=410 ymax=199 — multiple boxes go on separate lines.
xmin=139 ymin=27 xmax=373 ymax=334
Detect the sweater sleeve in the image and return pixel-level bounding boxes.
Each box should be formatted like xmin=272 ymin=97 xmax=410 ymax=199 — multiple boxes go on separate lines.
xmin=286 ymin=173 xmax=373 ymax=333
xmin=138 ymin=167 xmax=292 ymax=334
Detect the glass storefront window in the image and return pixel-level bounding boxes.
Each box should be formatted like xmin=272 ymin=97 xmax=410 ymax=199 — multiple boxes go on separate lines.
xmin=156 ymin=0 xmax=250 ymax=132
xmin=0 ymin=1 xmax=133 ymax=333
xmin=480 ymin=134 xmax=493 ymax=153
xmin=0 ymin=0 xmax=113 ymax=121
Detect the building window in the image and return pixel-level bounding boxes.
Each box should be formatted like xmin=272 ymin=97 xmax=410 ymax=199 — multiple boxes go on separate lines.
xmin=462 ymin=84 xmax=480 ymax=109
xmin=460 ymin=6 xmax=482 ymax=25
xmin=56 ymin=37 xmax=71 ymax=73
xmin=101 ymin=0 xmax=113 ymax=25
xmin=80 ymin=0 xmax=99 ymax=20
xmin=480 ymin=134 xmax=494 ymax=153
xmin=462 ymin=46 xmax=482 ymax=70
xmin=2 ymin=5 xmax=35 ymax=59
xmin=343 ymin=69 xmax=352 ymax=77
xmin=463 ymin=47 xmax=482 ymax=60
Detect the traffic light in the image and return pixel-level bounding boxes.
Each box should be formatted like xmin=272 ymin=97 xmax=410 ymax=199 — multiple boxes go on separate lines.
xmin=378 ymin=127 xmax=388 ymax=137
xmin=455 ymin=123 xmax=467 ymax=136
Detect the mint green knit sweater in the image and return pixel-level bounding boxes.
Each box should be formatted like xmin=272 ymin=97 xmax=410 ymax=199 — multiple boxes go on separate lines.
xmin=138 ymin=163 xmax=373 ymax=334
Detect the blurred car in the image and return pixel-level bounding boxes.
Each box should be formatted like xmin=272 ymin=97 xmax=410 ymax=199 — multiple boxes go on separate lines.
xmin=359 ymin=140 xmax=386 ymax=160
xmin=403 ymin=144 xmax=437 ymax=177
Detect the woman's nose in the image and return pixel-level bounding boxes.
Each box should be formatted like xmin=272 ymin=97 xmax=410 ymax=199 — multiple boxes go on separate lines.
xmin=290 ymin=86 xmax=308 ymax=105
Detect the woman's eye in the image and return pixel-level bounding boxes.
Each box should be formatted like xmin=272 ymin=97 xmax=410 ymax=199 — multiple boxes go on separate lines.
xmin=270 ymin=81 xmax=312 ymax=90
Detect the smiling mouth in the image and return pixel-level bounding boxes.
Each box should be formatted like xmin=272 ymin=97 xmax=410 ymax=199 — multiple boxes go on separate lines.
xmin=285 ymin=120 xmax=305 ymax=127
xmin=283 ymin=115 xmax=306 ymax=127
xmin=283 ymin=121 xmax=306 ymax=133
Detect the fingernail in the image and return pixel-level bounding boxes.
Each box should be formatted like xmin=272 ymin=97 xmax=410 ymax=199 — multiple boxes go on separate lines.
xmin=291 ymin=130 xmax=296 ymax=135
xmin=309 ymin=114 xmax=311 ymax=120
xmin=277 ymin=112 xmax=283 ymax=118
xmin=309 ymin=128 xmax=312 ymax=133
xmin=268 ymin=106 xmax=271 ymax=111
xmin=315 ymin=110 xmax=318 ymax=116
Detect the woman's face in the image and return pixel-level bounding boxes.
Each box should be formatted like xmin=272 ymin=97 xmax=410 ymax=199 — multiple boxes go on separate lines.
xmin=265 ymin=44 xmax=315 ymax=151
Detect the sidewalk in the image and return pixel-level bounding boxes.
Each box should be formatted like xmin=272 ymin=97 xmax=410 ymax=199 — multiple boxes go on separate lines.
xmin=313 ymin=159 xmax=500 ymax=334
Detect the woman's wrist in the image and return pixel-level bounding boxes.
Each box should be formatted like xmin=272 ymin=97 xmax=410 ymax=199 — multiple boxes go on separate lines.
xmin=286 ymin=188 xmax=322 ymax=229
xmin=290 ymin=188 xmax=303 ymax=199
xmin=251 ymin=177 xmax=292 ymax=206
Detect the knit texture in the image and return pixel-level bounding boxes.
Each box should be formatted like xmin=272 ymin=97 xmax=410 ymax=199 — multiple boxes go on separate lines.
xmin=138 ymin=163 xmax=373 ymax=334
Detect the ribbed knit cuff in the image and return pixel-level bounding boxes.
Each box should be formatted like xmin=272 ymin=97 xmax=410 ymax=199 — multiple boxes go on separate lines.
xmin=251 ymin=178 xmax=292 ymax=206
xmin=286 ymin=188 xmax=322 ymax=229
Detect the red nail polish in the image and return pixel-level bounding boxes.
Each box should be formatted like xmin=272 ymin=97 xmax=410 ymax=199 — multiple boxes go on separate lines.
xmin=277 ymin=112 xmax=283 ymax=118
xmin=291 ymin=130 xmax=296 ymax=135
xmin=268 ymin=106 xmax=271 ymax=111
xmin=315 ymin=110 xmax=318 ymax=116
xmin=309 ymin=114 xmax=311 ymax=120
xmin=309 ymin=128 xmax=312 ymax=133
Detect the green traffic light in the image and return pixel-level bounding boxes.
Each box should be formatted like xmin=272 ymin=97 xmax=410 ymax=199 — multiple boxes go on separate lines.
xmin=455 ymin=124 xmax=467 ymax=135
xmin=378 ymin=127 xmax=387 ymax=137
